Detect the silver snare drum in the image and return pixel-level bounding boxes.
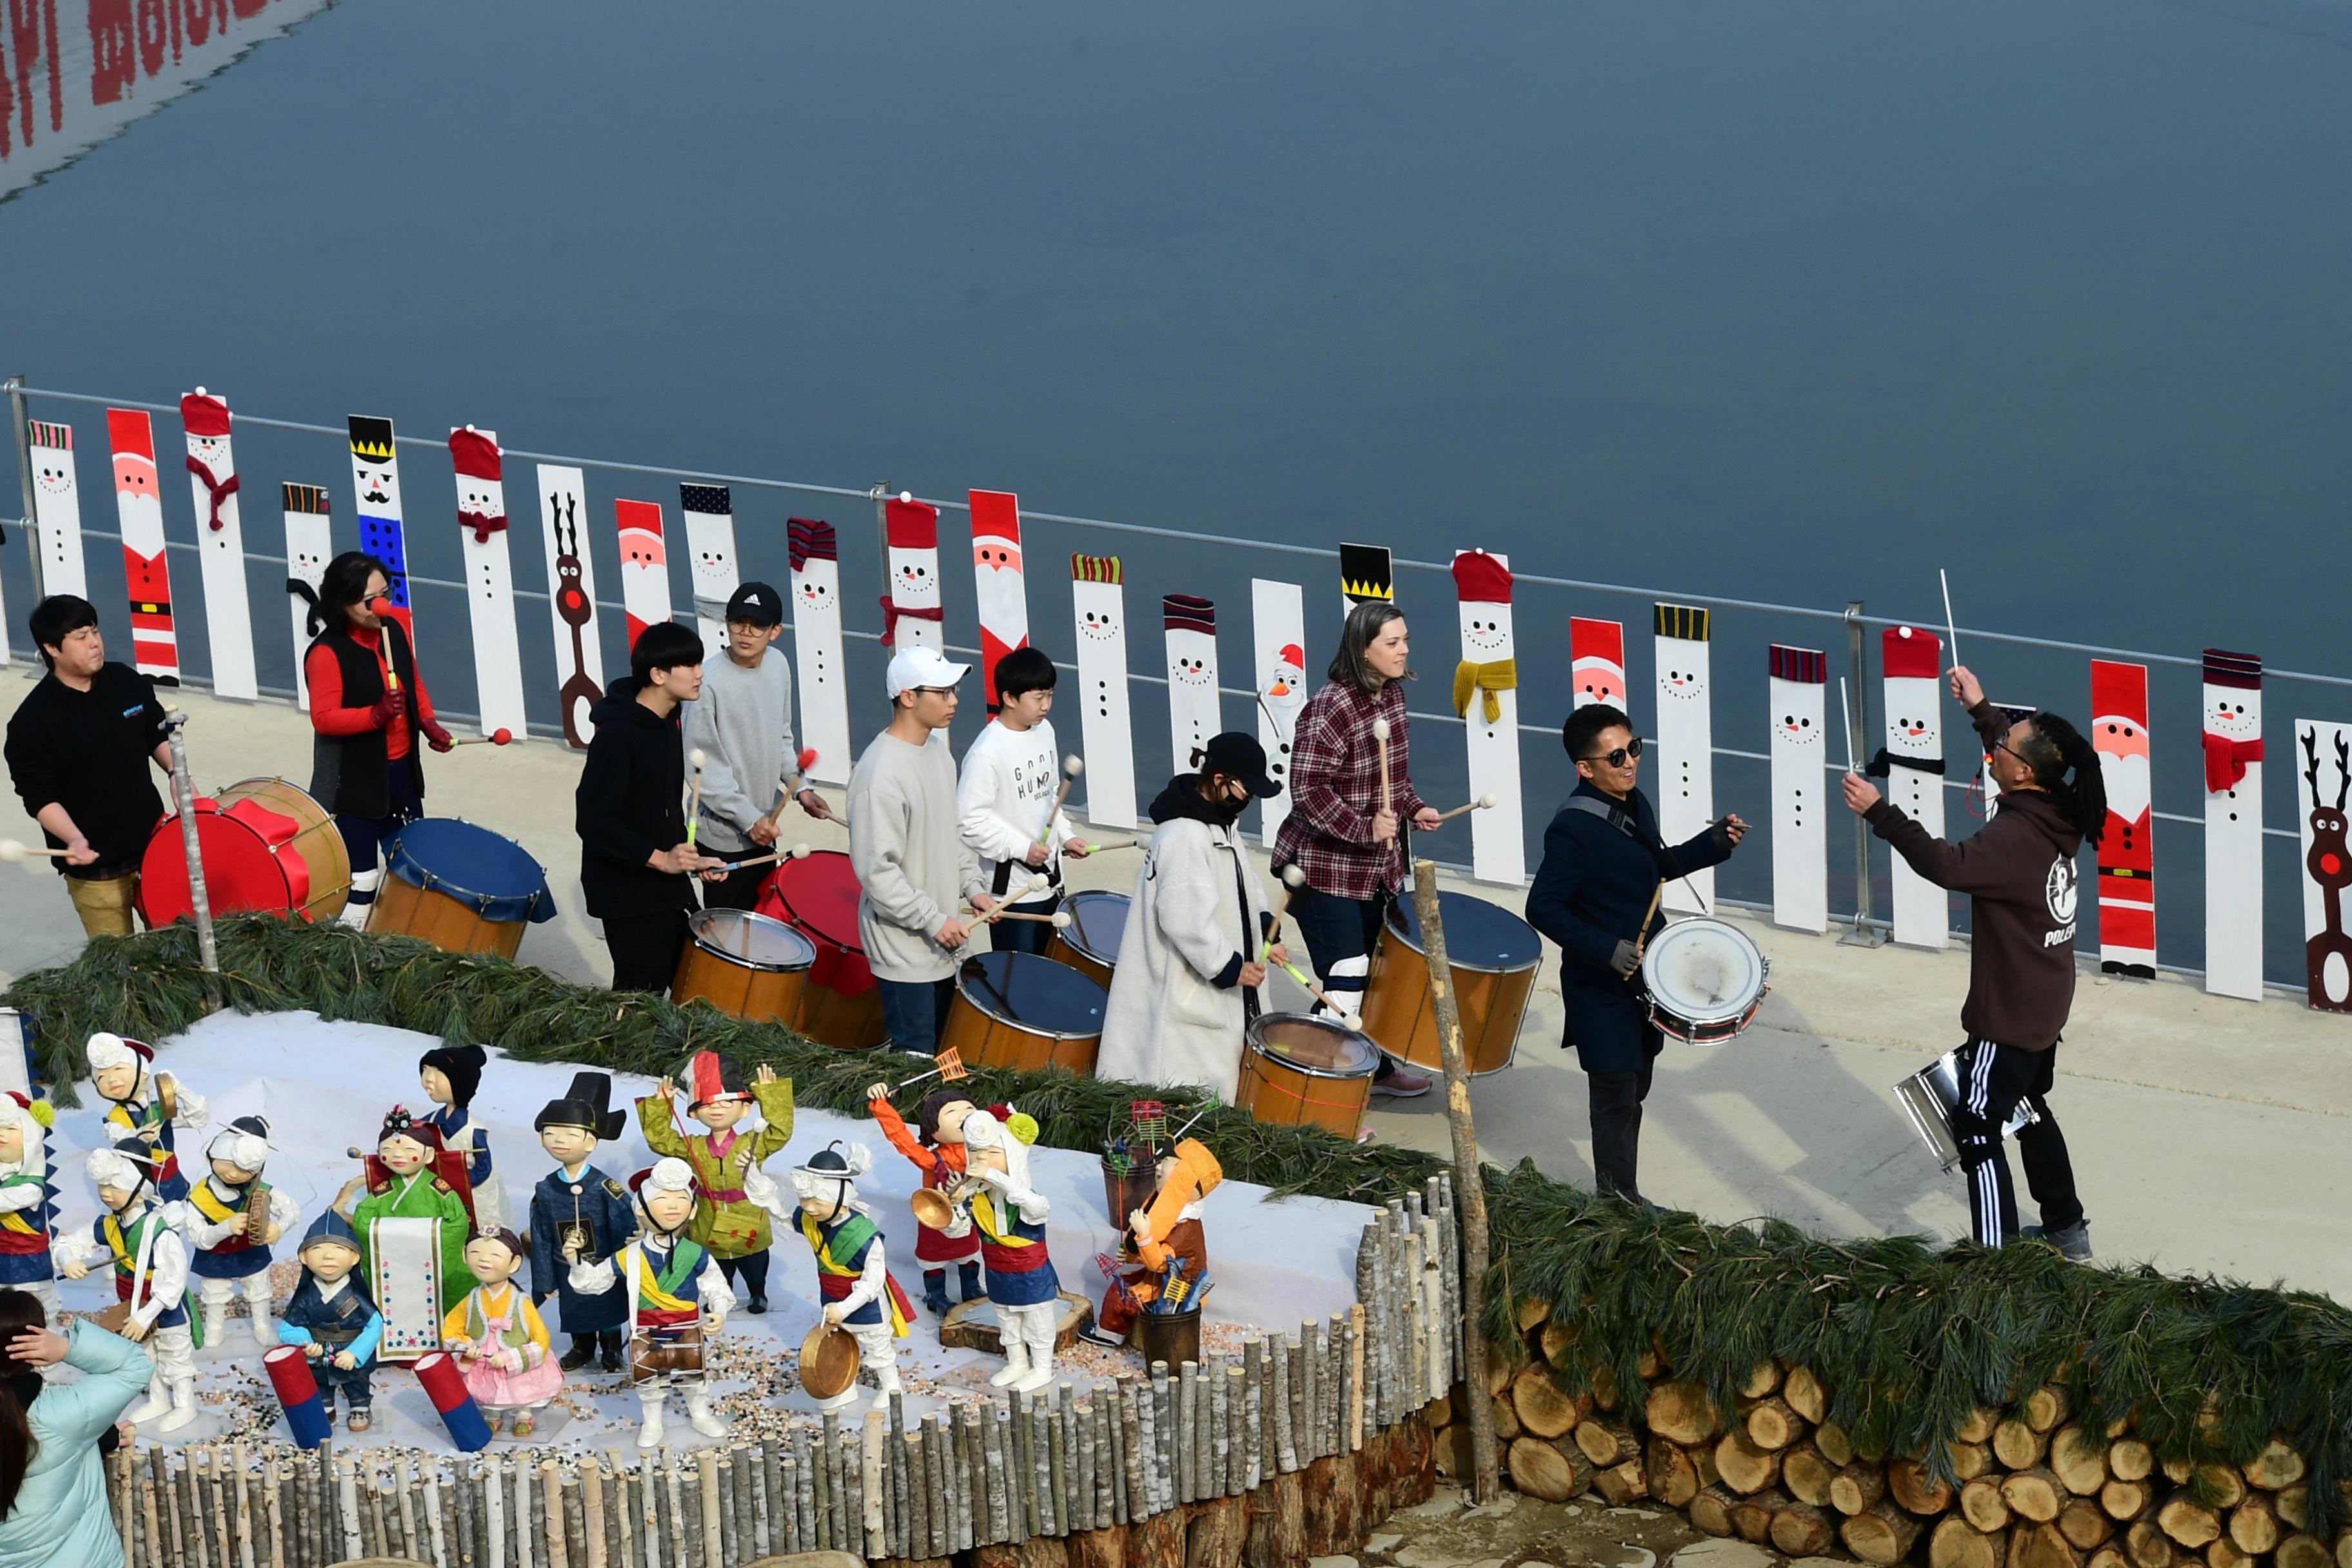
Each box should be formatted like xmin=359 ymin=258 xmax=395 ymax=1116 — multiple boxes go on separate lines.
xmin=1640 ymin=917 xmax=1770 ymax=1044
xmin=1894 ymin=1048 xmax=2042 ymax=1171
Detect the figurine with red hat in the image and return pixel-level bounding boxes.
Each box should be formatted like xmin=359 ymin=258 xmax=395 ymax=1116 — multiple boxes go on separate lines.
xmin=637 ymin=1052 xmax=793 ymax=1315
xmin=0 ymin=1090 xmax=59 ymax=1312
xmin=86 ymin=1032 xmax=208 ymax=1202
xmin=568 ymin=1156 xmax=734 ymax=1449
xmin=865 ymin=1080 xmax=985 ymax=1316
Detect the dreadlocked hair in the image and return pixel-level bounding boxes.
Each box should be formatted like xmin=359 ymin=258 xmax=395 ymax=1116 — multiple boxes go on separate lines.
xmin=2016 ymin=712 xmax=2107 ymax=845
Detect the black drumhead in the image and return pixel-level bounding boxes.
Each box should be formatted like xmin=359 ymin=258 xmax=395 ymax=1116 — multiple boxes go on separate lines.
xmin=1063 ymin=890 xmax=1128 ymax=966
xmin=1385 ymin=890 xmax=1541 ymax=971
xmin=957 ymin=951 xmax=1108 ymax=1039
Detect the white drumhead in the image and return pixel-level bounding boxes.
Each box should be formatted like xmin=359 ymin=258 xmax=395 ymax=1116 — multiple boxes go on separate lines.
xmin=1641 ymin=917 xmax=1767 ymax=1026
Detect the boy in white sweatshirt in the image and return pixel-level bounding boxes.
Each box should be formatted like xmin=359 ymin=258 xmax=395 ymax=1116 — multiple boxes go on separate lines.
xmin=956 ymin=647 xmax=1093 ymax=954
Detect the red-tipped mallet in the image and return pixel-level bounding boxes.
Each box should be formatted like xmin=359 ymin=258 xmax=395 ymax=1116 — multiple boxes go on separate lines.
xmin=765 ymin=746 xmax=825 ymax=830
xmin=451 ymin=727 xmax=514 ymax=747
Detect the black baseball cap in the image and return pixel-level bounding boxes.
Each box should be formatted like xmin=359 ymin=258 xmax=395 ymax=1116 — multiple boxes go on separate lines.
xmin=726 ymin=582 xmax=784 ymax=627
xmin=1202 ymin=732 xmax=1280 ymax=798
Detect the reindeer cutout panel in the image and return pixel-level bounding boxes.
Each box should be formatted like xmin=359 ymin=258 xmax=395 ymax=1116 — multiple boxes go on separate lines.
xmin=179 ymin=389 xmax=259 ymax=699
xmin=2295 ymin=721 xmax=2352 ymax=1014
xmin=281 ymin=484 xmax=333 ymax=711
xmin=1251 ymin=579 xmax=1306 ymax=849
xmin=537 ymin=464 xmax=606 ymax=749
xmin=449 ymin=426 xmax=529 ymax=741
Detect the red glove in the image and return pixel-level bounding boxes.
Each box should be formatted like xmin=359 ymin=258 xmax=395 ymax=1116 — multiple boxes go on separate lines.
xmin=366 ymin=692 xmax=401 ymax=730
xmin=422 ymin=719 xmax=455 ymax=754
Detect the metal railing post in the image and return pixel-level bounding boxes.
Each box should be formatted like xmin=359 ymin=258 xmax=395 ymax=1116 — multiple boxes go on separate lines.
xmin=870 ymin=482 xmax=893 ymax=607
xmin=1839 ymin=599 xmax=1885 ymax=947
xmin=8 ymin=375 xmax=42 ymax=603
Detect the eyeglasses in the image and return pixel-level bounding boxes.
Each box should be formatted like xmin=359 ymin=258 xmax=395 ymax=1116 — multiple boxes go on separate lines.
xmin=1578 ymin=738 xmax=1645 ymax=769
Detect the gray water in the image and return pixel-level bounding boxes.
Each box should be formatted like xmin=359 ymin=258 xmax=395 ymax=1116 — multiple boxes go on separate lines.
xmin=3 ymin=0 xmax=2349 ymax=985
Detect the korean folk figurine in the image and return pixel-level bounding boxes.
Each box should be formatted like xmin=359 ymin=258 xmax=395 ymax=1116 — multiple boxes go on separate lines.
xmin=638 ymin=1051 xmax=792 ymax=1314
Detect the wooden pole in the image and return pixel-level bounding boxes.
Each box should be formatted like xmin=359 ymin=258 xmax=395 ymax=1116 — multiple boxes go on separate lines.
xmin=1411 ymin=854 xmax=1500 ymax=1502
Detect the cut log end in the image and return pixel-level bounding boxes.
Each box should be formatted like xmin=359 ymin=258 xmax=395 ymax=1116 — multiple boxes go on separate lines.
xmin=1932 ymin=1516 xmax=2003 ymax=1568
xmin=1842 ymin=1497 xmax=1926 ymax=1565
xmin=1504 ymin=1437 xmax=1587 ymax=1504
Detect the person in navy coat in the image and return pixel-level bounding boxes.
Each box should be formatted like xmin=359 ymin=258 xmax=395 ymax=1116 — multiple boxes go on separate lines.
xmin=529 ymin=1073 xmax=638 ymax=1373
xmin=1525 ymin=703 xmax=1745 ymax=1204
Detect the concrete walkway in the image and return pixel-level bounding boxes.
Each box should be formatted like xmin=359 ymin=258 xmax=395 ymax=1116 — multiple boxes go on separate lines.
xmin=5 ymin=672 xmax=2347 ymax=1302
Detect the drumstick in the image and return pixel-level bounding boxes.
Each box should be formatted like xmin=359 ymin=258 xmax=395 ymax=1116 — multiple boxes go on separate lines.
xmin=450 ymin=728 xmax=514 ymax=747
xmin=965 ymin=908 xmax=1073 ymax=926
xmin=1270 ymin=956 xmax=1362 ymax=1031
xmin=1433 ymin=794 xmax=1498 ymax=823
xmin=1051 ymin=755 xmax=1083 ymax=825
xmin=970 ymin=874 xmax=1048 ymax=926
xmin=1624 ymin=880 xmax=1667 ymax=985
xmin=1940 ymin=568 xmax=1962 ymax=669
xmin=1260 ymin=865 xmax=1308 ymax=961
xmin=685 ymin=746 xmax=709 ymax=847
xmin=722 ymin=843 xmax=812 ymax=874
xmin=764 ymin=747 xmax=824 ymax=831
xmin=1839 ymin=678 xmax=1859 ymax=773
xmin=0 ymin=839 xmax=72 ymax=862
xmin=1371 ymin=717 xmax=1392 ymax=818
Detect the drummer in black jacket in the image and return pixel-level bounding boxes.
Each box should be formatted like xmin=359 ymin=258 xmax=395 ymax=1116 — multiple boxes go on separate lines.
xmin=1525 ymin=703 xmax=1745 ymax=1204
xmin=576 ymin=622 xmax=723 ymax=993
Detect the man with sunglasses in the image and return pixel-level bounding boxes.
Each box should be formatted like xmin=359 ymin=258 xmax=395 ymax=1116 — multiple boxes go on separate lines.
xmin=1527 ymin=703 xmax=1746 ymax=1204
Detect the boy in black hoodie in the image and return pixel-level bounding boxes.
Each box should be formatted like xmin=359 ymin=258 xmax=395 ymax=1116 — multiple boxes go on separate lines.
xmin=1843 ymin=663 xmax=2106 ymax=1259
xmin=576 ymin=622 xmax=723 ymax=992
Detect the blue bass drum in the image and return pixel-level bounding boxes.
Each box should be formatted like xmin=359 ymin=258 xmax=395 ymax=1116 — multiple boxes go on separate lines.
xmin=372 ymin=818 xmax=558 ymax=958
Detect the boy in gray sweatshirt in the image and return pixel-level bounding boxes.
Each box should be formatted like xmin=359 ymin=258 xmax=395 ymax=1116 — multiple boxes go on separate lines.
xmin=683 ymin=583 xmax=834 ymax=910
xmin=849 ymin=647 xmax=995 ymax=1054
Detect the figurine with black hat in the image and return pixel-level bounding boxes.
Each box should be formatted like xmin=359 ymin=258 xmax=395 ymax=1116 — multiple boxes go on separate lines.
xmin=567 ymin=1156 xmax=734 ymax=1449
xmin=530 ymin=1071 xmax=635 ymax=1373
xmin=420 ymin=1044 xmax=504 ymax=1229
xmin=685 ymin=579 xmax=834 ymax=912
xmin=277 ymin=1211 xmax=384 ymax=1433
xmin=186 ymin=1113 xmax=300 ymax=1348
xmin=745 ymin=1141 xmax=912 ymax=1411
xmin=54 ymin=1139 xmax=201 ymax=1429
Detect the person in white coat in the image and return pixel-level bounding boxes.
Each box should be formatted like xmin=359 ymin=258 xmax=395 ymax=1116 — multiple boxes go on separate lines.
xmin=1099 ymin=733 xmax=1289 ymax=1101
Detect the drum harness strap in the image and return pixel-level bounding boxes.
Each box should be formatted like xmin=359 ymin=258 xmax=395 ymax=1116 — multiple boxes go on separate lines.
xmin=1224 ymin=838 xmax=1261 ymax=1026
xmin=1561 ymin=794 xmax=1709 ymax=950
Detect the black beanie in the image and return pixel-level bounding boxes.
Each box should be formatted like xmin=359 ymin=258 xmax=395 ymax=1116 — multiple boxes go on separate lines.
xmin=420 ymin=1044 xmax=487 ymax=1108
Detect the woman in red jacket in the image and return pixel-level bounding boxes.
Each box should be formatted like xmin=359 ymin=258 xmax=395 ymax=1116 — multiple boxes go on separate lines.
xmin=304 ymin=553 xmax=452 ymax=928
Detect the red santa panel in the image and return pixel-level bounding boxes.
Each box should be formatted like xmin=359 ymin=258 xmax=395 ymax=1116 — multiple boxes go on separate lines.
xmin=107 ymin=407 xmax=177 ymax=680
xmin=616 ymin=500 xmax=671 ymax=648
xmin=970 ymin=490 xmax=1028 ymax=710
xmin=2088 ymin=660 xmax=2155 ymax=977
xmin=1568 ymin=618 xmax=1625 ymax=710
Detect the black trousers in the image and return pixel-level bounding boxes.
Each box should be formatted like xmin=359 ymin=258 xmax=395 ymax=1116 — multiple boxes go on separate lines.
xmin=1953 ymin=1037 xmax=2083 ymax=1244
xmin=604 ymin=908 xmax=691 ymax=994
xmin=1587 ymin=1044 xmax=1658 ymax=1200
xmin=1287 ymin=883 xmax=1400 ymax=1079
xmin=718 ymin=1250 xmax=770 ymax=1301
xmin=699 ymin=862 xmax=769 ymax=912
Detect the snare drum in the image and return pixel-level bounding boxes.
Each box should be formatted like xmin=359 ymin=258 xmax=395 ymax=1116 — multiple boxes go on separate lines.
xmin=1358 ymin=893 xmax=1540 ymax=1075
xmin=1237 ymin=1013 xmax=1380 ymax=1137
xmin=1640 ymin=917 xmax=1771 ymax=1044
xmin=628 ymin=1325 xmax=704 ymax=1385
xmin=758 ymin=850 xmax=886 ymax=1049
xmin=939 ymin=952 xmax=1107 ymax=1073
xmin=369 ymin=819 xmax=556 ymax=959
xmin=138 ymin=778 xmax=351 ymax=925
xmin=672 ymin=908 xmax=816 ymax=1024
xmin=1046 ymin=890 xmax=1128 ymax=986
xmin=1895 ymin=1048 xmax=2041 ymax=1171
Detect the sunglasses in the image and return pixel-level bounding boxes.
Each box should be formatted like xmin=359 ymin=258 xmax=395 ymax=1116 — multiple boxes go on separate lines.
xmin=1579 ymin=738 xmax=1645 ymax=769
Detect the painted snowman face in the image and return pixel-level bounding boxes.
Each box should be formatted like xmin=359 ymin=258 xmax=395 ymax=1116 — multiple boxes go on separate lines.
xmin=355 ymin=460 xmax=401 ymax=513
xmin=691 ymin=540 xmax=732 ymax=594
xmin=796 ymin=567 xmax=836 ymax=613
xmin=2094 ymin=714 xmax=2153 ymax=821
xmin=1169 ymin=637 xmax=1215 ymax=687
xmin=890 ymin=548 xmax=940 ymax=607
xmin=458 ymin=478 xmax=502 ymax=518
xmin=1078 ymin=603 xmax=1121 ymax=643
xmin=187 ymin=433 xmax=231 ymax=469
xmin=1660 ymin=662 xmax=1705 ymax=701
xmin=1460 ymin=606 xmax=1511 ymax=658
xmin=1572 ymin=659 xmax=1624 ymax=709
xmin=2206 ymin=696 xmax=2257 ymax=739
xmin=1266 ymin=648 xmax=1304 ymax=703
xmin=289 ymin=538 xmax=330 ymax=580
xmin=34 ymin=457 xmax=73 ymax=496
xmin=1885 ymin=683 xmax=1939 ymax=754
xmin=1777 ymin=709 xmax=1818 ymax=746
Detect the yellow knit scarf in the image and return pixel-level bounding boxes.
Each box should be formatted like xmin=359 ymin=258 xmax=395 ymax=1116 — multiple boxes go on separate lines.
xmin=1453 ymin=658 xmax=1518 ymax=723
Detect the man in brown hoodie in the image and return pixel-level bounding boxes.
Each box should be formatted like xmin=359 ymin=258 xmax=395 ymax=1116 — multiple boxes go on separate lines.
xmin=1843 ymin=665 xmax=2108 ymax=1260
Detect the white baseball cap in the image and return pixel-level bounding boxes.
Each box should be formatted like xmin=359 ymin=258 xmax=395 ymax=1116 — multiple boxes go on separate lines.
xmin=886 ymin=646 xmax=970 ymax=698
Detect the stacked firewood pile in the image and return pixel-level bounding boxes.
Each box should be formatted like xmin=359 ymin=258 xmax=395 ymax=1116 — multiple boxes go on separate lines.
xmin=1432 ymin=1300 xmax=2352 ymax=1568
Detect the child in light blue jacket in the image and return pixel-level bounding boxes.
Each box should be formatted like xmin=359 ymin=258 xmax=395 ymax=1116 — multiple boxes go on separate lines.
xmin=0 ymin=1291 xmax=153 ymax=1567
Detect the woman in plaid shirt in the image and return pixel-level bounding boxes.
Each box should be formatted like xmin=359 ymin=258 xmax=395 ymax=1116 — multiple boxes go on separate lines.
xmin=1269 ymin=603 xmax=1440 ymax=1098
